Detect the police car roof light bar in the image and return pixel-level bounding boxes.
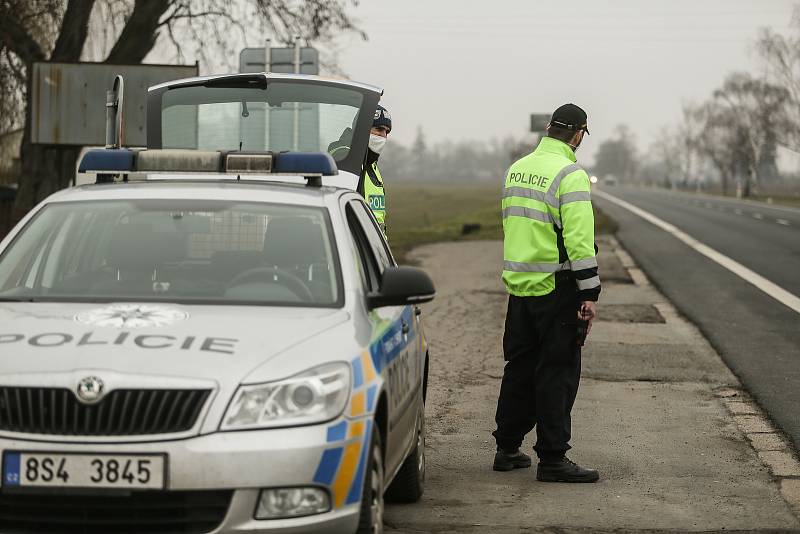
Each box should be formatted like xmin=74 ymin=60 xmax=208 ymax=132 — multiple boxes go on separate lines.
xmin=78 ymin=149 xmax=337 ymax=187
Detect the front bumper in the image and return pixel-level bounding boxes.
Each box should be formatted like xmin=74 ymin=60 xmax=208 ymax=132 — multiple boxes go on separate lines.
xmin=0 ymin=423 xmax=368 ymax=534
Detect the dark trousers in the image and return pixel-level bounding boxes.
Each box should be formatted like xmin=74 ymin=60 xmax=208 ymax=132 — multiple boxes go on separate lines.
xmin=492 ymin=284 xmax=582 ymax=461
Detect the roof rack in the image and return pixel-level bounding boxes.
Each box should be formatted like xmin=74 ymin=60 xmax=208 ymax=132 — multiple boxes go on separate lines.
xmin=78 ymin=148 xmax=338 ymax=187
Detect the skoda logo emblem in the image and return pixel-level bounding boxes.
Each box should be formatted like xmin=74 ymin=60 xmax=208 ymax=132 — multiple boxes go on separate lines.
xmin=76 ymin=376 xmax=105 ymax=404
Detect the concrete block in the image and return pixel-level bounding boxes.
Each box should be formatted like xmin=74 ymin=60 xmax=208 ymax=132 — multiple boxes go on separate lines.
xmin=715 ymin=388 xmax=742 ymax=399
xmin=614 ymin=246 xmax=637 ymax=268
xmin=758 ymin=450 xmax=800 ymax=477
xmin=781 ymin=479 xmax=800 ymax=514
xmin=725 ymin=400 xmax=760 ymax=415
xmin=748 ymin=432 xmax=791 ymax=452
xmin=734 ymin=415 xmax=776 ymax=434
xmin=628 ymin=267 xmax=649 ymax=286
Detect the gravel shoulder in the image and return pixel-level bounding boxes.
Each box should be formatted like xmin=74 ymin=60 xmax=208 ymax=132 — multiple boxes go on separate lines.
xmin=384 ymin=237 xmax=800 ymax=533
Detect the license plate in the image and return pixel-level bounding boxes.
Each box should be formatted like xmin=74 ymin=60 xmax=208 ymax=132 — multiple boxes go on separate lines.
xmin=3 ymin=452 xmax=166 ymax=489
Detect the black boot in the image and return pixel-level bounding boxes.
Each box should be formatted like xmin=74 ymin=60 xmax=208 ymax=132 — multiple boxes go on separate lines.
xmin=536 ymin=457 xmax=599 ymax=483
xmin=493 ymin=449 xmax=532 ymax=471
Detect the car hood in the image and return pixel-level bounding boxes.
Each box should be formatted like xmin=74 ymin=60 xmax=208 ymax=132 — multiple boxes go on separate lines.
xmin=0 ymin=302 xmax=349 ymax=387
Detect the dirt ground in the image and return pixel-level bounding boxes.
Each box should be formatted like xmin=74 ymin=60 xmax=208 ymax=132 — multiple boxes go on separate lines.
xmin=384 ymin=238 xmax=800 ymax=533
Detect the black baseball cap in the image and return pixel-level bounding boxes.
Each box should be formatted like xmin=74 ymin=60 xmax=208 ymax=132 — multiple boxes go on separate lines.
xmin=550 ymin=103 xmax=589 ymax=135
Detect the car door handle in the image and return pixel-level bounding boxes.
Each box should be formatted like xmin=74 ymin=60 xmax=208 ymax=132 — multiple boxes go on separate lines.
xmin=402 ymin=322 xmax=409 ymax=334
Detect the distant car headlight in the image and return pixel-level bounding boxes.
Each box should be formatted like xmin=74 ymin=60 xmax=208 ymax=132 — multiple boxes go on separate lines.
xmin=221 ymin=362 xmax=351 ymax=430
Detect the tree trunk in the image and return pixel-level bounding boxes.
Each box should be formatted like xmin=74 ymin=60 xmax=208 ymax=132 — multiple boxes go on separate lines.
xmin=14 ymin=0 xmax=169 ymax=213
xmin=14 ymin=63 xmax=39 ymax=215
xmin=12 ymin=0 xmax=96 ymax=214
xmin=105 ymin=0 xmax=171 ymax=64
xmin=744 ymin=164 xmax=757 ymax=198
xmin=14 ymin=64 xmax=81 ymax=213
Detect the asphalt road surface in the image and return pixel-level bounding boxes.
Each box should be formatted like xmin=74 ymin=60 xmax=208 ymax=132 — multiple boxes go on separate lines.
xmin=593 ymin=185 xmax=800 ymax=451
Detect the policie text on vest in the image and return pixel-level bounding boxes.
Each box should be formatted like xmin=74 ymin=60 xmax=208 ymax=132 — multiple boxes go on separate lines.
xmin=509 ymin=172 xmax=550 ymax=188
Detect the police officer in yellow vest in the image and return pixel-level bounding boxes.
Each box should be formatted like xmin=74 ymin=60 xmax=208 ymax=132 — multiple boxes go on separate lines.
xmin=330 ymin=105 xmax=391 ymax=234
xmin=492 ymin=103 xmax=601 ymax=483
xmin=360 ymin=105 xmax=391 ymax=233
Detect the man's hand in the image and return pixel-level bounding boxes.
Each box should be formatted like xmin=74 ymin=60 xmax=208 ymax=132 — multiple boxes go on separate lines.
xmin=578 ymin=301 xmax=596 ymax=321
xmin=578 ymin=301 xmax=597 ymax=336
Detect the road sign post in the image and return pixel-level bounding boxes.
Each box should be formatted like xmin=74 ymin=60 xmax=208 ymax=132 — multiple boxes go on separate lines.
xmin=238 ymin=44 xmax=320 ymax=153
xmin=530 ymin=113 xmax=550 ymax=133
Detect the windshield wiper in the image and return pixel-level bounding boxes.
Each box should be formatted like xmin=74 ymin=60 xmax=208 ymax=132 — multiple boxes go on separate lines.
xmin=0 ymin=297 xmax=37 ymax=302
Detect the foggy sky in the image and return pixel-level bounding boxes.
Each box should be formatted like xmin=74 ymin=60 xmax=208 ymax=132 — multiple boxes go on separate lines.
xmin=333 ymin=0 xmax=797 ymax=161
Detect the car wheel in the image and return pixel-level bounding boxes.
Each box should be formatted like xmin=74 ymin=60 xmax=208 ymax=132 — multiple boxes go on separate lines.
xmin=385 ymin=399 xmax=425 ymax=503
xmin=356 ymin=428 xmax=385 ymax=534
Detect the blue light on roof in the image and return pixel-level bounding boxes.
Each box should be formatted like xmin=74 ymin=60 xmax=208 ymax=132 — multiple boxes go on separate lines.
xmin=273 ymin=152 xmax=337 ymax=176
xmin=78 ymin=149 xmax=135 ymax=173
xmin=78 ymin=148 xmax=338 ymax=181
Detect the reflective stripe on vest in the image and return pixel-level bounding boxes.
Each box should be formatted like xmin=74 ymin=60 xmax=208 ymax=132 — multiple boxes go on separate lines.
xmin=576 ymin=275 xmax=601 ymax=290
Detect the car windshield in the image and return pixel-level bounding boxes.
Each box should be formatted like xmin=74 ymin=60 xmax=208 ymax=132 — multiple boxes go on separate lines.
xmin=0 ymin=199 xmax=341 ymax=307
xmin=160 ymin=81 xmax=362 ymax=162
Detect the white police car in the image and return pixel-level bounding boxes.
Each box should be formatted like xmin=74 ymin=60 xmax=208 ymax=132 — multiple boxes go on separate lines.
xmin=0 ymin=74 xmax=433 ymax=533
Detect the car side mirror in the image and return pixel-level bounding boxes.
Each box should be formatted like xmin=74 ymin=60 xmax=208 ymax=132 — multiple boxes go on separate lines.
xmin=367 ymin=266 xmax=436 ymax=309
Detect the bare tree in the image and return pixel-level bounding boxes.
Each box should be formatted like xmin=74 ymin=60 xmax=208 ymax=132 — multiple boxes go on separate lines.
xmin=650 ymin=127 xmax=682 ymax=188
xmin=0 ymin=0 xmax=364 ymax=216
xmin=756 ymin=8 xmax=800 ymax=152
xmin=694 ymin=101 xmax=744 ymax=196
xmin=675 ymin=103 xmax=706 ymax=187
xmin=593 ymin=124 xmax=637 ymax=183
xmin=711 ymin=72 xmax=790 ymax=197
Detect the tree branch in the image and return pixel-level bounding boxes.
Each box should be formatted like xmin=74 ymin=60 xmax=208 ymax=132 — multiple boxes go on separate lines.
xmin=50 ymin=0 xmax=96 ymax=61
xmin=0 ymin=7 xmax=46 ymax=63
xmin=105 ymin=0 xmax=172 ymax=64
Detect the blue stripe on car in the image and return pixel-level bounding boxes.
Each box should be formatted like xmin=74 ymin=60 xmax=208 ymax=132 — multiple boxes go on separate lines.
xmin=326 ymin=421 xmax=348 ymax=442
xmin=366 ymin=384 xmax=378 ymax=413
xmin=313 ymin=448 xmax=344 ymax=486
xmin=352 ymin=357 xmax=364 ymax=389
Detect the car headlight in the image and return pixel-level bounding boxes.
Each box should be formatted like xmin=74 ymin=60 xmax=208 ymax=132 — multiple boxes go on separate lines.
xmin=221 ymin=362 xmax=351 ymax=430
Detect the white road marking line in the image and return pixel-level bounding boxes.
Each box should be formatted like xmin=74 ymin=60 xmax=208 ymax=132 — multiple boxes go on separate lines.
xmin=753 ymin=213 xmax=764 ymax=220
xmin=777 ymin=219 xmax=790 ymax=226
xmin=734 ymin=209 xmax=743 ymax=215
xmin=595 ymin=190 xmax=800 ymax=315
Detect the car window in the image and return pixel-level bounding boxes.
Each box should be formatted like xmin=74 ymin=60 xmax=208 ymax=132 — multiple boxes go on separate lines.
xmin=352 ymin=201 xmax=394 ymax=271
xmin=160 ymin=82 xmax=362 ymax=162
xmin=346 ymin=203 xmax=380 ymax=292
xmin=0 ymin=200 xmax=341 ymax=307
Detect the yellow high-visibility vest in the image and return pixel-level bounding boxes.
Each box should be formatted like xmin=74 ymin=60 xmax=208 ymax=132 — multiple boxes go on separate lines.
xmin=502 ymin=136 xmax=600 ymax=297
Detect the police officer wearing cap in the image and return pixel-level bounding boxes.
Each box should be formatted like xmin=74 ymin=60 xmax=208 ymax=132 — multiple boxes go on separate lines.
xmin=491 ymin=103 xmax=601 ymax=483
xmin=330 ymin=105 xmax=392 ymax=234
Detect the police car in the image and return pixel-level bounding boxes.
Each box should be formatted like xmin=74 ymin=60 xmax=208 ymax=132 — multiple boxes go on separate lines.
xmin=0 ymin=74 xmax=433 ymax=533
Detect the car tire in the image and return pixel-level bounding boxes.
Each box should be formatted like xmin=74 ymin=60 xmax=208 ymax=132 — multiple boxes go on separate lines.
xmin=356 ymin=427 xmax=385 ymax=534
xmin=385 ymin=399 xmax=425 ymax=503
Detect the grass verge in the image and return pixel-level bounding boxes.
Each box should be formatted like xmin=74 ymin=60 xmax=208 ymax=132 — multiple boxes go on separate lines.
xmin=387 ymin=182 xmax=616 ymax=264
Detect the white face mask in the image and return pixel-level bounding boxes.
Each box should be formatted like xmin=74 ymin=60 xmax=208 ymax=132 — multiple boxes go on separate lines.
xmin=369 ymin=134 xmax=387 ymax=154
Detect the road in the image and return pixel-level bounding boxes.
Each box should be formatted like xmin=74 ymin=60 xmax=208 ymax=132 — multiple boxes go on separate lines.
xmin=593 ymin=185 xmax=800 ymax=451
